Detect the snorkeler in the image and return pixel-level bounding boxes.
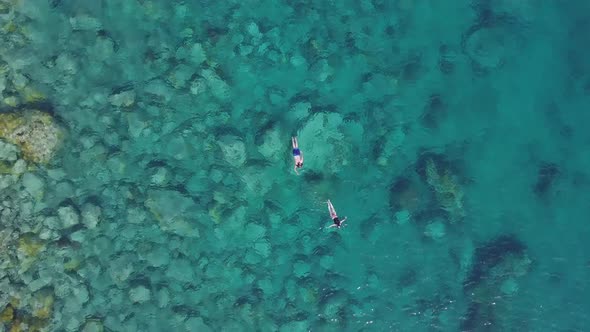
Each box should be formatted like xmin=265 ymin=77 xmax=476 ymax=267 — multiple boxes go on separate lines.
xmin=327 ymin=199 xmax=347 ymax=229
xmin=292 ymin=136 xmax=304 ymax=175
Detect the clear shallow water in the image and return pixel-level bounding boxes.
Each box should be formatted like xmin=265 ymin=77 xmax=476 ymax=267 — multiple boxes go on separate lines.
xmin=0 ymin=1 xmax=589 ymax=331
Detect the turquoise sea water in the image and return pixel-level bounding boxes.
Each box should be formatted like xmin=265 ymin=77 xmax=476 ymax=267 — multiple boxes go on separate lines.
xmin=0 ymin=0 xmax=589 ymax=331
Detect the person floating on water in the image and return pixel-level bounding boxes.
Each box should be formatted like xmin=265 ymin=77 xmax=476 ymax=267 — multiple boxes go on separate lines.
xmin=292 ymin=136 xmax=304 ymax=175
xmin=327 ymin=199 xmax=346 ymax=229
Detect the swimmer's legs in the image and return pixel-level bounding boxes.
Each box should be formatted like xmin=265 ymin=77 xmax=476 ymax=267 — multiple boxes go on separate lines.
xmin=327 ymin=200 xmax=337 ymax=218
xmin=292 ymin=136 xmax=298 ymax=148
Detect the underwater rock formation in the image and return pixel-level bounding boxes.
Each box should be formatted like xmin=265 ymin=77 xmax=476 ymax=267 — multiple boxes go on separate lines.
xmin=298 ymin=112 xmax=356 ymax=174
xmin=0 ymin=110 xmax=62 ymax=164
xmin=461 ymin=234 xmax=532 ymax=331
xmin=415 ymin=153 xmax=465 ymax=223
xmin=464 ymin=234 xmax=528 ymax=290
xmin=462 ymin=1 xmax=528 ymax=76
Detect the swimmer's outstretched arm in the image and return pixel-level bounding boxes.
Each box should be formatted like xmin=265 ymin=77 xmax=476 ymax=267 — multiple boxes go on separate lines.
xmin=294 ymin=165 xmax=299 ymax=175
xmin=340 ymin=217 xmax=347 ymax=225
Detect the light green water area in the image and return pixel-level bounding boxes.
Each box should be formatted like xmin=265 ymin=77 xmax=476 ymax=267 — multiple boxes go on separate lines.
xmin=0 ymin=1 xmax=589 ymax=331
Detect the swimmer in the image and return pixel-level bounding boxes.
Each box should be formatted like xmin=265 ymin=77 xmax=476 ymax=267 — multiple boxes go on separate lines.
xmin=327 ymin=199 xmax=347 ymax=229
xmin=292 ymin=136 xmax=304 ymax=175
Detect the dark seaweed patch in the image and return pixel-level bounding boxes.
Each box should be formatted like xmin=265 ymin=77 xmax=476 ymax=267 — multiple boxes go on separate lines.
xmin=461 ymin=6 xmax=522 ymax=76
xmin=359 ymin=216 xmax=378 ymax=240
xmin=384 ymin=25 xmax=396 ymax=37
xmin=302 ymin=170 xmax=324 ymax=183
xmin=400 ymin=54 xmax=422 ymax=82
xmin=288 ymin=91 xmax=319 ymax=105
xmin=145 ymin=159 xmax=168 ymax=169
xmin=205 ymin=25 xmax=229 ymax=42
xmin=398 ymin=268 xmax=417 ymax=288
xmin=310 ymin=103 xmax=338 ymax=114
xmin=344 ymin=31 xmax=356 ymax=50
xmin=460 ymin=302 xmax=487 ymax=332
xmin=361 ymin=72 xmax=373 ymax=83
xmin=463 ymin=234 xmax=526 ymax=290
xmin=438 ymin=44 xmax=454 ymax=75
xmin=421 ymin=93 xmax=446 ymax=129
xmin=412 ymin=207 xmax=445 ymax=227
xmin=389 ymin=176 xmax=411 ymax=209
xmin=111 ymin=82 xmax=134 ymax=95
xmin=172 ymin=304 xmax=200 ymax=317
xmin=534 ymin=162 xmax=559 ymax=196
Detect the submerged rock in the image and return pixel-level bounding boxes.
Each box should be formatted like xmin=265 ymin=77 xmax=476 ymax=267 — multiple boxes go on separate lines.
xmin=72 ymin=284 xmax=90 ymax=306
xmin=145 ymin=246 xmax=170 ymax=268
xmin=21 ymin=172 xmax=45 ymax=199
xmin=11 ymin=159 xmax=26 ymax=175
xmin=424 ymin=219 xmax=446 ymax=240
xmin=189 ymin=43 xmax=207 ymax=65
xmin=0 ymin=139 xmax=18 ymax=162
xmin=81 ymin=203 xmax=101 ymax=229
xmin=0 ymin=305 xmax=14 ymax=324
xmin=395 ymin=209 xmax=411 ymax=225
xmin=293 ymin=261 xmax=311 ymax=278
xmin=166 ymin=258 xmax=195 ymax=284
xmin=69 ymin=229 xmax=86 ymax=243
xmin=82 ymin=320 xmax=104 ymax=332
xmin=58 ymin=206 xmax=80 ymax=229
xmin=201 ymin=68 xmax=231 ymax=101
xmin=218 ymin=135 xmax=246 ymax=168
xmin=423 ymin=157 xmax=465 ymax=223
xmin=106 ymin=253 xmax=135 ymax=284
xmin=17 ymin=234 xmax=45 ymax=273
xmin=464 ymin=234 xmax=528 ymax=290
xmin=463 ymin=23 xmax=521 ymax=72
xmin=145 ymin=189 xmax=199 ymax=237
xmin=31 ymin=290 xmax=54 ymax=320
xmin=289 ymin=101 xmax=311 ymax=121
xmin=69 ymin=15 xmax=102 ymax=31
xmin=156 ymin=288 xmax=170 ymax=308
xmin=185 ymin=317 xmax=212 ymax=332
xmin=257 ymin=127 xmax=283 ymax=162
xmin=66 ymin=316 xmax=84 ymax=332
xmin=298 ymin=112 xmax=354 ymax=173
xmin=0 ymin=110 xmax=62 ymax=164
xmin=129 ymin=286 xmax=151 ymax=304
xmin=108 ymin=90 xmax=135 ymax=108
xmin=500 ymin=278 xmax=518 ymax=296
xmin=254 ymin=240 xmax=271 ymax=258
xmin=461 ymin=234 xmax=532 ymax=330
xmin=244 ymin=223 xmax=266 ymax=242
